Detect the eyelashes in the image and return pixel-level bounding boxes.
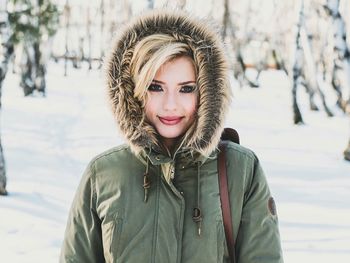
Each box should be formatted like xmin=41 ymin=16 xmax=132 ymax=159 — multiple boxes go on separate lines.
xmin=148 ymin=83 xmax=196 ymax=93
xmin=148 ymin=83 xmax=163 ymax=92
xmin=180 ymin=85 xmax=196 ymax=93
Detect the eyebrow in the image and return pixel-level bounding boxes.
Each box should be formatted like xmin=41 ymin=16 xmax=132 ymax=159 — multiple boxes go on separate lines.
xmin=152 ymin=79 xmax=196 ymax=85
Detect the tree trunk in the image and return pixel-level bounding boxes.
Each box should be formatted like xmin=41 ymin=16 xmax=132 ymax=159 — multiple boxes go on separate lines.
xmin=0 ymin=140 xmax=7 ymax=195
xmin=325 ymin=0 xmax=350 ymax=112
xmin=324 ymin=0 xmax=350 ymax=161
xmin=300 ymin=27 xmax=333 ymax=116
xmin=147 ymin=0 xmax=154 ymax=9
xmin=33 ymin=41 xmax=46 ymax=95
xmin=0 ymin=0 xmax=14 ymax=195
xmin=344 ymin=139 xmax=350 ymax=161
xmin=222 ymin=0 xmax=229 ymax=39
xmin=99 ymin=0 xmax=105 ymax=69
xmin=20 ymin=43 xmax=35 ymax=96
xmin=291 ymin=0 xmax=305 ymax=124
xmin=63 ymin=0 xmax=70 ymax=76
xmin=86 ymin=7 xmax=92 ymax=70
xmin=19 ymin=41 xmax=46 ymax=96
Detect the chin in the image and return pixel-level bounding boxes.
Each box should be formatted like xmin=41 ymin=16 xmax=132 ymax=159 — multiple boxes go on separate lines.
xmin=158 ymin=128 xmax=184 ymax=139
xmin=159 ymin=132 xmax=182 ymax=139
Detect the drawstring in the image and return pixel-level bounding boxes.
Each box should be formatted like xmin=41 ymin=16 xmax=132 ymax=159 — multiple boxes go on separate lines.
xmin=192 ymin=162 xmax=203 ymax=236
xmin=143 ymin=158 xmax=151 ymax=202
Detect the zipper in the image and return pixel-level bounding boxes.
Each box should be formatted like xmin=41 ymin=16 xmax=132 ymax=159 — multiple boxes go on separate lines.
xmin=167 ymin=162 xmax=185 ymax=263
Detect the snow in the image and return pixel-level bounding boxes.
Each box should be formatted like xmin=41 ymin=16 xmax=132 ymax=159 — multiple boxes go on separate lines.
xmin=0 ymin=63 xmax=349 ymax=262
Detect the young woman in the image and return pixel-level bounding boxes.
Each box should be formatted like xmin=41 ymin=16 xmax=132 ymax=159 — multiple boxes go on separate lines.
xmin=60 ymin=10 xmax=283 ymax=263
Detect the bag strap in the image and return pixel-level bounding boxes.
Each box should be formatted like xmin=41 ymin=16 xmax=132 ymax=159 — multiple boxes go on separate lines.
xmin=218 ymin=128 xmax=239 ymax=263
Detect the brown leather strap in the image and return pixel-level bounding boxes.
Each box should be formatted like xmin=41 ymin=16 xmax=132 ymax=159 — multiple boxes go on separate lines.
xmin=218 ymin=141 xmax=236 ymax=263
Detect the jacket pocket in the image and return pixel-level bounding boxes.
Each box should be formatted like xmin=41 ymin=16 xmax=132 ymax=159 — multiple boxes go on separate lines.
xmin=102 ymin=215 xmax=123 ymax=263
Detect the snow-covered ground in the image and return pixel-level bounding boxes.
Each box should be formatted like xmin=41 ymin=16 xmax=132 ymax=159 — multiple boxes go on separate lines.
xmin=0 ymin=63 xmax=349 ymax=262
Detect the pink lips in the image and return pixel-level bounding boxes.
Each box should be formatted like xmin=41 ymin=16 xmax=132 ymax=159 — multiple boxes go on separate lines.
xmin=159 ymin=116 xmax=183 ymax=125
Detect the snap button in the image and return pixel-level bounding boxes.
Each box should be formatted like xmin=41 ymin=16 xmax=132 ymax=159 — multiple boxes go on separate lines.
xmin=180 ymin=191 xmax=184 ymax=195
xmin=155 ymin=156 xmax=161 ymax=161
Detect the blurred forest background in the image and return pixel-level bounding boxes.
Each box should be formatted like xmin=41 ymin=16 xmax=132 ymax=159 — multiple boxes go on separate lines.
xmin=1 ymin=1 xmax=350 ymax=262
xmin=1 ymin=0 xmax=350 ymax=195
xmin=0 ymin=1 xmax=349 ymax=185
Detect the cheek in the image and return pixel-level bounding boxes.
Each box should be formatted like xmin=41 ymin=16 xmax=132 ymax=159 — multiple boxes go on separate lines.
xmin=144 ymin=97 xmax=157 ymax=120
xmin=144 ymin=102 xmax=152 ymax=118
xmin=184 ymin=94 xmax=198 ymax=118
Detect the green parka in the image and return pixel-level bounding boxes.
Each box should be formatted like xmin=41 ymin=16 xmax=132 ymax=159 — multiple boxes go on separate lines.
xmin=60 ymin=10 xmax=283 ymax=263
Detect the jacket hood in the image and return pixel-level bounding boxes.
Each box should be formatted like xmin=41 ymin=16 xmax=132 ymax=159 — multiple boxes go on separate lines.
xmin=105 ymin=9 xmax=231 ymax=156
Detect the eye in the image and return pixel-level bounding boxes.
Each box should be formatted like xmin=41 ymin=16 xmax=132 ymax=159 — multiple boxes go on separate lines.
xmin=148 ymin=83 xmax=163 ymax=92
xmin=180 ymin=85 xmax=196 ymax=93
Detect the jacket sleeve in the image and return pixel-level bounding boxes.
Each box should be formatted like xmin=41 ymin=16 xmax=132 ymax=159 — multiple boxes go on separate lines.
xmin=60 ymin=162 xmax=105 ymax=263
xmin=235 ymin=155 xmax=284 ymax=263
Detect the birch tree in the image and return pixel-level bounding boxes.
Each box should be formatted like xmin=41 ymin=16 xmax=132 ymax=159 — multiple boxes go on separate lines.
xmin=63 ymin=0 xmax=70 ymax=76
xmin=323 ymin=0 xmax=350 ymax=160
xmin=291 ymin=0 xmax=333 ymax=124
xmin=324 ymin=0 xmax=350 ymax=113
xmin=8 ymin=0 xmax=59 ymax=95
xmin=99 ymin=0 xmax=105 ymax=68
xmin=0 ymin=0 xmax=14 ymax=196
xmin=86 ymin=6 xmax=92 ymax=70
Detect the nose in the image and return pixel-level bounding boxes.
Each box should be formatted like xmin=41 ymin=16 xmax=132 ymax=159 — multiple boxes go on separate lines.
xmin=163 ymin=90 xmax=178 ymax=111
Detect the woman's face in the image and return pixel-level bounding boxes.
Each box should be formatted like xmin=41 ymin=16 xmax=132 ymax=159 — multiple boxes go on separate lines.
xmin=145 ymin=56 xmax=198 ymax=150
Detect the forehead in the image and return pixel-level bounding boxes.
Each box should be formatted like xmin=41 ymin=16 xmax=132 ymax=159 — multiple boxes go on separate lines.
xmin=155 ymin=56 xmax=196 ymax=80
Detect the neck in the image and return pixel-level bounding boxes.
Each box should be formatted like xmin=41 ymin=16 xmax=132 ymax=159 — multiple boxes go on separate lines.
xmin=162 ymin=136 xmax=186 ymax=157
xmin=162 ymin=138 xmax=176 ymax=152
xmin=160 ymin=135 xmax=186 ymax=157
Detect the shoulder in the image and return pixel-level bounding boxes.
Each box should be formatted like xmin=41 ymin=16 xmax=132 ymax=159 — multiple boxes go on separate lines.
xmin=222 ymin=142 xmax=264 ymax=191
xmin=83 ymin=144 xmax=145 ymax=192
xmin=93 ymin=144 xmax=131 ymax=160
xmin=91 ymin=144 xmax=133 ymax=163
xmin=224 ymin=141 xmax=258 ymax=163
xmin=87 ymin=144 xmax=142 ymax=174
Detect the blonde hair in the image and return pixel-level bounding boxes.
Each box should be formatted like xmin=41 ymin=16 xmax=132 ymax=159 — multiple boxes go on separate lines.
xmin=130 ymin=34 xmax=195 ymax=104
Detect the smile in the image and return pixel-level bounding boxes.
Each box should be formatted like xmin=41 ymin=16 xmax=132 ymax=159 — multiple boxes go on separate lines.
xmin=159 ymin=116 xmax=183 ymax=125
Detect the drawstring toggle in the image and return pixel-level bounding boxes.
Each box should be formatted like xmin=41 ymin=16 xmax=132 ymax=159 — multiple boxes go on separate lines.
xmin=143 ymin=172 xmax=150 ymax=202
xmin=143 ymin=158 xmax=151 ymax=202
xmin=192 ymin=207 xmax=202 ymax=236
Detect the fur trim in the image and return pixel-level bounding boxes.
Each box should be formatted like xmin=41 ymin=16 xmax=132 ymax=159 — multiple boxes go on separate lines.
xmin=105 ymin=9 xmax=231 ymax=156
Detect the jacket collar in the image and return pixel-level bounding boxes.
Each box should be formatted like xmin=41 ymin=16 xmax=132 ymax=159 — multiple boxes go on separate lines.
xmin=138 ymin=147 xmax=214 ymax=167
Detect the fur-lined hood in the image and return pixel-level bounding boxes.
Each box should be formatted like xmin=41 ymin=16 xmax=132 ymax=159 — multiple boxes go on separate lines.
xmin=105 ymin=9 xmax=231 ymax=156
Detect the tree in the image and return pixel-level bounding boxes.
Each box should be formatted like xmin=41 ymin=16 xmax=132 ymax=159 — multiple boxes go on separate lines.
xmin=8 ymin=0 xmax=59 ymax=96
xmin=323 ymin=0 xmax=350 ymax=160
xmin=0 ymin=0 xmax=14 ymax=196
xmin=147 ymin=0 xmax=154 ymax=9
xmin=291 ymin=0 xmax=335 ymax=125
